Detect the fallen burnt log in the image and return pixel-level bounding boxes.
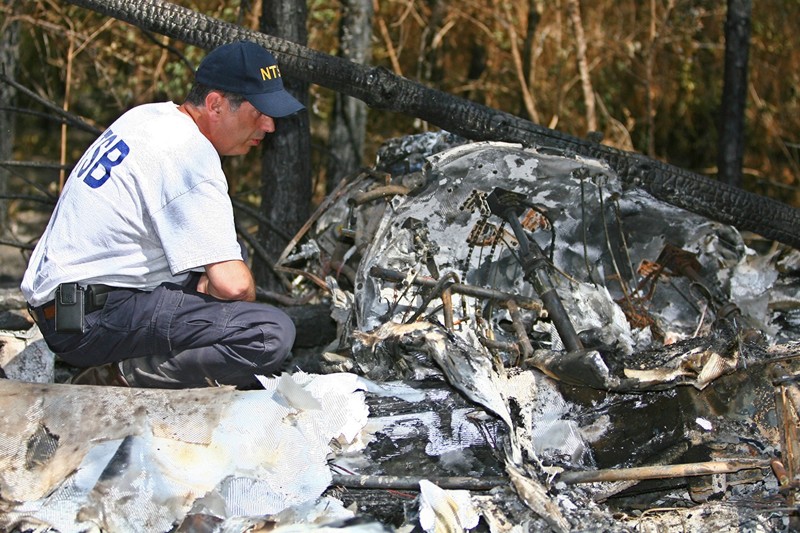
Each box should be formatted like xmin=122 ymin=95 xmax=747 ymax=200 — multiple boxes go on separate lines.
xmin=59 ymin=0 xmax=800 ymax=249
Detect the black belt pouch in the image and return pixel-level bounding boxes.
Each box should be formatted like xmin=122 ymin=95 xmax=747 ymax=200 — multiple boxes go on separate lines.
xmin=55 ymin=283 xmax=85 ymax=333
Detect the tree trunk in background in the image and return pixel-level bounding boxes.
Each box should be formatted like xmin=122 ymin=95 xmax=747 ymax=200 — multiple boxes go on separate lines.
xmin=326 ymin=0 xmax=373 ymax=189
xmin=519 ymin=0 xmax=542 ymax=121
xmin=566 ymin=0 xmax=596 ymax=134
xmin=0 ymin=2 xmax=20 ymax=235
xmin=255 ymin=0 xmax=312 ymax=290
xmin=419 ymin=0 xmax=447 ymax=86
xmin=717 ymin=0 xmax=751 ymax=188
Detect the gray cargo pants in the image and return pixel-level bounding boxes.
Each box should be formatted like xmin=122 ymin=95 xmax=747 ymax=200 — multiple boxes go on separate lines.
xmin=37 ymin=278 xmax=296 ymax=388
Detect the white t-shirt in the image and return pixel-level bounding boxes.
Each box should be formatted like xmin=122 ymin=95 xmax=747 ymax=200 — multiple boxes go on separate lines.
xmin=21 ymin=102 xmax=243 ymax=306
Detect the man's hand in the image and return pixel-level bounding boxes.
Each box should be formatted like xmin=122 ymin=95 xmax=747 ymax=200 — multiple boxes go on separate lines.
xmin=197 ymin=260 xmax=256 ymax=302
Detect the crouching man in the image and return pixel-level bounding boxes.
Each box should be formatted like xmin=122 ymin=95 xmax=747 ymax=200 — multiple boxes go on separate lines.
xmin=21 ymin=41 xmax=301 ymax=388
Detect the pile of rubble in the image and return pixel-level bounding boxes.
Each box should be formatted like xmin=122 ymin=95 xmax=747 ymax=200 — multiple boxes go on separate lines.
xmin=1 ymin=134 xmax=799 ymax=531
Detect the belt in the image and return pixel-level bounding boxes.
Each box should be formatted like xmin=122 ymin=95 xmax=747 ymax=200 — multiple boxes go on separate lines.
xmin=34 ymin=284 xmax=117 ymax=322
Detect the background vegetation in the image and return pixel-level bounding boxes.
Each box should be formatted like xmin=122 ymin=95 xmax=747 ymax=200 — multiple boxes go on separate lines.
xmin=2 ymin=0 xmax=799 ymax=243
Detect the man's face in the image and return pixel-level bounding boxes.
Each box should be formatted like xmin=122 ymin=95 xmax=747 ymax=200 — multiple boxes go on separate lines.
xmin=209 ymin=97 xmax=276 ymax=156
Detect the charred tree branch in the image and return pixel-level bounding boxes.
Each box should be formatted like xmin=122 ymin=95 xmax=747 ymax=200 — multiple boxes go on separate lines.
xmin=0 ymin=192 xmax=56 ymax=204
xmin=0 ymin=160 xmax=72 ymax=172
xmin=0 ymin=238 xmax=35 ymax=251
xmin=0 ymin=73 xmax=102 ymax=135
xmin=234 ymin=220 xmax=293 ymax=292
xmin=231 ymin=198 xmax=294 ymax=243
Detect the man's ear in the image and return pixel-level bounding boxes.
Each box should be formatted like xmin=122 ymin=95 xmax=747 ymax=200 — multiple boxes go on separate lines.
xmin=205 ymin=91 xmax=225 ymax=115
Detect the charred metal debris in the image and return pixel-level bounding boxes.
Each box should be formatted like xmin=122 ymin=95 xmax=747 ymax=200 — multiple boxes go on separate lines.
xmin=275 ymin=133 xmax=800 ymax=529
xmin=2 ymin=133 xmax=800 ymax=532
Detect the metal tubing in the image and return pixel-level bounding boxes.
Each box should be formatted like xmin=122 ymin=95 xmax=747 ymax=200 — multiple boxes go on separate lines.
xmin=506 ymin=299 xmax=534 ymax=362
xmin=441 ymin=286 xmax=454 ymax=330
xmin=331 ymin=474 xmax=507 ymax=491
xmin=505 ymin=213 xmax=583 ymax=352
xmin=558 ymin=458 xmax=770 ymax=485
xmin=404 ymin=271 xmax=460 ymax=324
xmin=369 ymin=266 xmax=542 ymax=311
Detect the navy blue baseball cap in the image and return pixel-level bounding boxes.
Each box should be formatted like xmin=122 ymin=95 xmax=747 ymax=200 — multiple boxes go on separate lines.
xmin=195 ymin=41 xmax=304 ymax=118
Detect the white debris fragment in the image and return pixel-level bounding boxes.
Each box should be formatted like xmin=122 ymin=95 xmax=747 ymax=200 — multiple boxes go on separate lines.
xmin=273 ymin=372 xmax=323 ymax=410
xmin=505 ymin=464 xmax=570 ymax=533
xmin=0 ymin=373 xmax=371 ymax=533
xmin=0 ymin=324 xmax=55 ymax=383
xmin=696 ymin=417 xmax=713 ymax=431
xmin=561 ymin=282 xmax=641 ymax=355
xmin=727 ymin=246 xmax=780 ymax=336
xmin=418 ymin=479 xmax=479 ymax=532
xmin=513 ymin=370 xmax=589 ymax=464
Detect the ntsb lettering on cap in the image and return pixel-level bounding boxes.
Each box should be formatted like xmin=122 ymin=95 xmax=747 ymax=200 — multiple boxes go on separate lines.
xmin=260 ymin=65 xmax=281 ymax=80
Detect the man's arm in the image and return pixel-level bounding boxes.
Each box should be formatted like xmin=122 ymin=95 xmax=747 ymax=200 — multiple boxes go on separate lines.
xmin=197 ymin=259 xmax=256 ymax=302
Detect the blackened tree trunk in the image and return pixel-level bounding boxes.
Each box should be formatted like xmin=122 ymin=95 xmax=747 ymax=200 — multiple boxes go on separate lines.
xmin=0 ymin=1 xmax=20 ymax=234
xmin=255 ymin=1 xmax=312 ymax=289
xmin=717 ymin=0 xmax=751 ymax=188
xmin=326 ymin=0 xmax=373 ymax=189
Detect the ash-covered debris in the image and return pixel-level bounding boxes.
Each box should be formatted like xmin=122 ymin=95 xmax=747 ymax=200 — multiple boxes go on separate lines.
xmin=2 ymin=132 xmax=799 ymax=531
xmin=278 ymin=132 xmax=800 ymax=530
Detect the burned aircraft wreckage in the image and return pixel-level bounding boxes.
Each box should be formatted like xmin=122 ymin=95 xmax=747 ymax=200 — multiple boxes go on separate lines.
xmin=1 ymin=0 xmax=799 ymax=530
xmin=282 ymin=134 xmax=800 ymax=529
xmin=2 ymin=132 xmax=800 ymax=532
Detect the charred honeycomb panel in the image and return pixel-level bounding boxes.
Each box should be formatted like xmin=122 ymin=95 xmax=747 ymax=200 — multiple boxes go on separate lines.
xmin=25 ymin=423 xmax=60 ymax=469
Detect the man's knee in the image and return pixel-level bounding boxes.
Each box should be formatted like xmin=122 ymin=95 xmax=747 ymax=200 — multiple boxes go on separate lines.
xmin=270 ymin=308 xmax=296 ymax=357
xmin=247 ymin=306 xmax=295 ymax=372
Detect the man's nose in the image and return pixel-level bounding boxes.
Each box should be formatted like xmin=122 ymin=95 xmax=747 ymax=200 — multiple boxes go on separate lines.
xmin=259 ymin=115 xmax=276 ymax=133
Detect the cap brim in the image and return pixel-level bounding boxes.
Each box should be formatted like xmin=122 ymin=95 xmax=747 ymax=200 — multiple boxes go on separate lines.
xmin=247 ymin=90 xmax=305 ymax=118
